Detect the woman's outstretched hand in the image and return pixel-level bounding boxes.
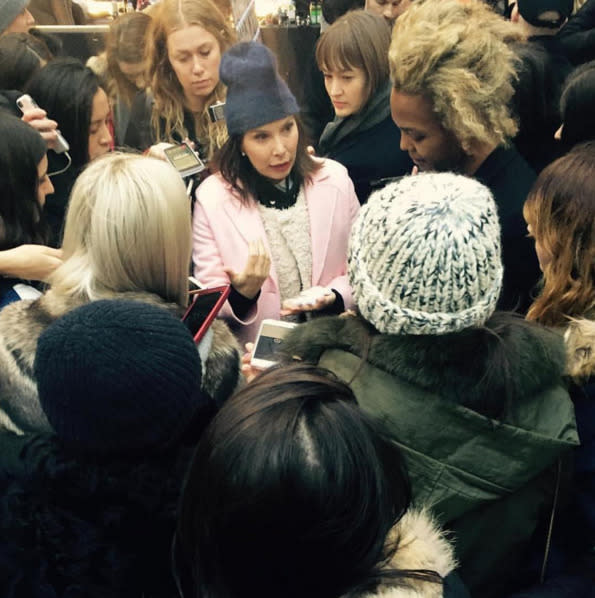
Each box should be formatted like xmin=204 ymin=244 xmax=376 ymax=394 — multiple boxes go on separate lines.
xmin=281 ymin=286 xmax=336 ymax=315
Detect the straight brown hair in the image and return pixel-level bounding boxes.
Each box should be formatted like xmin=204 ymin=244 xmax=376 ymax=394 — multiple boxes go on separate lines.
xmin=316 ymin=10 xmax=391 ymax=108
xmin=524 ymin=142 xmax=595 ymax=326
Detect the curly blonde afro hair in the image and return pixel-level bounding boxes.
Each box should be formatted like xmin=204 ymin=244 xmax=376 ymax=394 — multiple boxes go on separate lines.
xmin=389 ymin=0 xmax=522 ymax=152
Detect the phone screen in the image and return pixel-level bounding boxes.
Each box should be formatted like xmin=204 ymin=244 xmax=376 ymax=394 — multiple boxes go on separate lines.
xmin=183 ymin=290 xmax=225 ymax=338
xmin=253 ymin=322 xmax=296 ymax=362
xmin=253 ymin=335 xmax=286 ymax=361
xmin=165 ymin=144 xmax=203 ymax=172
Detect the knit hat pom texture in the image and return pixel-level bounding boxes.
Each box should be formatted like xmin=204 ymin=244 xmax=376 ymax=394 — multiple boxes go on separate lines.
xmin=220 ymin=41 xmax=299 ymax=136
xmin=349 ymin=172 xmax=503 ymax=335
xmin=35 ymin=299 xmax=204 ymax=456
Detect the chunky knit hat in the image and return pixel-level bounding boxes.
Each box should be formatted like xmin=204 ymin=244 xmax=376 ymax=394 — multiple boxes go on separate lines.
xmin=35 ymin=300 xmax=205 ymax=456
xmin=349 ymin=173 xmax=503 ymax=335
xmin=0 ymin=0 xmax=29 ymax=33
xmin=220 ymin=41 xmax=299 ymax=136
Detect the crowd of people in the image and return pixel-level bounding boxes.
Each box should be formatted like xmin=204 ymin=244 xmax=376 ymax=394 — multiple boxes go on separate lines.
xmin=0 ymin=0 xmax=594 ymax=596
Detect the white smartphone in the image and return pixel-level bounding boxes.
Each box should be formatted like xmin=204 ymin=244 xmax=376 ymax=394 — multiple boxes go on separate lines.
xmin=16 ymin=94 xmax=70 ymax=154
xmin=164 ymin=142 xmax=206 ymax=178
xmin=251 ymin=319 xmax=297 ymax=370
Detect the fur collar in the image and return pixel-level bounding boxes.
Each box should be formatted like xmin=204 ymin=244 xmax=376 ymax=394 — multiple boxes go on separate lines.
xmin=0 ymin=290 xmax=240 ymax=432
xmin=367 ymin=510 xmax=455 ymax=598
xmin=564 ymin=318 xmax=595 ymax=381
xmin=283 ymin=312 xmax=566 ymax=417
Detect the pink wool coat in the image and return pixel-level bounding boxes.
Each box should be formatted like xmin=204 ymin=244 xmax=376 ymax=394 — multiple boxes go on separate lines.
xmin=192 ymin=158 xmax=360 ymax=345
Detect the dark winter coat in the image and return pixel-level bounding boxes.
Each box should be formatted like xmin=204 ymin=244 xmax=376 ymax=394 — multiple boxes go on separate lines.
xmin=0 ymin=430 xmax=195 ymax=598
xmin=474 ymin=145 xmax=540 ymax=313
xmin=558 ymin=0 xmax=595 ymax=65
xmin=0 ymin=290 xmax=240 ymax=434
xmin=318 ymin=83 xmax=412 ymax=203
xmin=321 ymin=115 xmax=412 ymax=203
xmin=282 ymin=313 xmax=579 ymax=598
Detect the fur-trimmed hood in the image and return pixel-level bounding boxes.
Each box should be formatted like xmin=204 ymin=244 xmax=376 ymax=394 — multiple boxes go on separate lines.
xmin=564 ymin=318 xmax=595 ymax=382
xmin=368 ymin=510 xmax=457 ymax=598
xmin=283 ymin=313 xmax=578 ymax=520
xmin=284 ymin=312 xmax=567 ymax=417
xmin=0 ymin=290 xmax=240 ymax=434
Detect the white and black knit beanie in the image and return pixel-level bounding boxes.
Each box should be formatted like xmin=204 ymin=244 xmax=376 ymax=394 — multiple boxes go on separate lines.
xmin=349 ymin=172 xmax=503 ymax=335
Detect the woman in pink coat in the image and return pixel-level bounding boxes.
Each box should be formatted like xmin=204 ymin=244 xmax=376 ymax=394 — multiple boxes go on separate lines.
xmin=192 ymin=42 xmax=360 ymax=344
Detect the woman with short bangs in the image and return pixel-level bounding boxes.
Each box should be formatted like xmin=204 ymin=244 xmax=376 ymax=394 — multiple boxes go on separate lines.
xmin=522 ymin=141 xmax=595 ymax=598
xmin=125 ymin=0 xmax=234 ymax=166
xmin=193 ymin=42 xmax=359 ymax=345
xmin=0 ymin=153 xmax=240 ymax=435
xmin=316 ymin=10 xmax=411 ymax=203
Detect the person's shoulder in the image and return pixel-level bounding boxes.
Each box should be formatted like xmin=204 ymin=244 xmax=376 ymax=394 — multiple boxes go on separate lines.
xmin=196 ymin=173 xmax=241 ymax=209
xmin=313 ymin=157 xmax=349 ymax=180
xmin=309 ymin=158 xmax=355 ymax=195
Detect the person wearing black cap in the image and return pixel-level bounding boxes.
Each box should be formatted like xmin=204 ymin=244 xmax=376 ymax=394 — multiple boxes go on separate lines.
xmin=192 ymin=41 xmax=360 ymax=345
xmin=0 ymin=299 xmax=217 ymax=597
xmin=508 ymin=0 xmax=574 ymax=171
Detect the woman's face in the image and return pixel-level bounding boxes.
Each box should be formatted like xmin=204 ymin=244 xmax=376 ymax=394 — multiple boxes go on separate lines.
xmin=117 ymin=60 xmax=145 ymax=89
xmin=241 ymin=116 xmax=299 ymax=182
xmin=390 ymin=89 xmax=465 ymax=172
xmin=322 ymin=66 xmax=368 ymax=117
xmin=4 ymin=6 xmax=35 ymax=33
xmin=88 ymin=88 xmax=112 ymax=161
xmin=167 ymin=25 xmax=222 ymax=110
xmin=36 ymin=154 xmax=53 ymax=207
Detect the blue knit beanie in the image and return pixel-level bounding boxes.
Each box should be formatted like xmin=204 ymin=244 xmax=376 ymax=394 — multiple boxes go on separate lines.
xmin=220 ymin=41 xmax=299 ymax=136
xmin=35 ymin=300 xmax=206 ymax=457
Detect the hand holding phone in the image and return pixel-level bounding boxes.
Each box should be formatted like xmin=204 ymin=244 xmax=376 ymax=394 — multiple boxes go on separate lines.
xmin=182 ymin=285 xmax=230 ymax=343
xmin=250 ymin=319 xmax=297 ymax=370
xmin=164 ymin=142 xmax=206 ymax=178
xmin=17 ymin=94 xmax=70 ymax=154
xmin=281 ymin=286 xmax=336 ymax=315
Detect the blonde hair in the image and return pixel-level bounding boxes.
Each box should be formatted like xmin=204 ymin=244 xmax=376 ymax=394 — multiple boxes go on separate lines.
xmin=524 ymin=142 xmax=595 ymax=327
xmin=316 ymin=10 xmax=392 ymax=107
xmin=49 ymin=153 xmax=191 ymax=308
xmin=146 ymin=0 xmax=235 ymax=159
xmin=389 ymin=0 xmax=522 ymax=153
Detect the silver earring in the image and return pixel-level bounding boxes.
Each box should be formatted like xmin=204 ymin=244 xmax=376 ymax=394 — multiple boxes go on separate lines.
xmin=241 ymin=151 xmax=246 ymax=156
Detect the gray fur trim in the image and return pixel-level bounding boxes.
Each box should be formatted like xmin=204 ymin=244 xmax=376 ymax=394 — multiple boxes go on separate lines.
xmin=282 ymin=313 xmax=566 ymax=412
xmin=0 ymin=291 xmax=240 ymax=433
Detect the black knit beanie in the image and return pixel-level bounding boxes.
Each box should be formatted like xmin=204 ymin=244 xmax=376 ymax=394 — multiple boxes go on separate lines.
xmin=35 ymin=299 xmax=205 ymax=457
